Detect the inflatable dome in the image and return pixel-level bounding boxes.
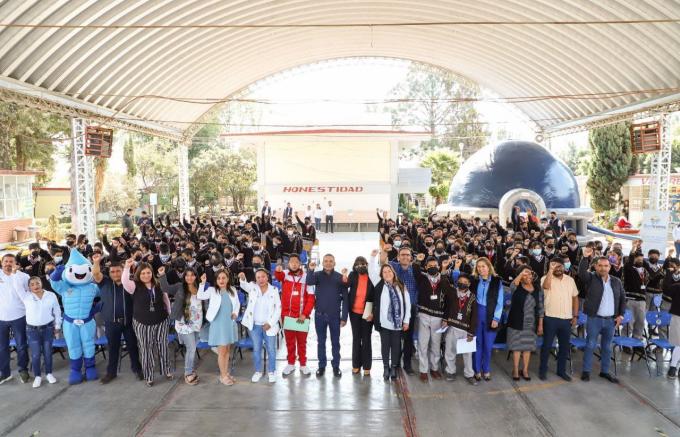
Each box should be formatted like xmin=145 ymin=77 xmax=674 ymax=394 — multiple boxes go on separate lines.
xmin=436 ymin=140 xmax=593 ymax=234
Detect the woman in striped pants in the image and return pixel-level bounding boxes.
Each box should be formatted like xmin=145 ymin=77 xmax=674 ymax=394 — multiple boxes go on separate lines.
xmin=122 ymin=259 xmax=173 ymax=387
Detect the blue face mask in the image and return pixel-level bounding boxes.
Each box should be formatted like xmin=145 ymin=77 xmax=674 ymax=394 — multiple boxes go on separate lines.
xmin=532 ymin=249 xmax=542 ymax=256
xmin=564 ymin=262 xmax=571 ymax=270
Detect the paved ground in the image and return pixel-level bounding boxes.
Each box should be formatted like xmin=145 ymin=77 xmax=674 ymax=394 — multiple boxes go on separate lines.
xmin=1 ymin=232 xmax=679 ymax=437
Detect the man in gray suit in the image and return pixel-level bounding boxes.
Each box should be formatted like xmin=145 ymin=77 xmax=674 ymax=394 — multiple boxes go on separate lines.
xmin=578 ymin=246 xmax=626 ymax=383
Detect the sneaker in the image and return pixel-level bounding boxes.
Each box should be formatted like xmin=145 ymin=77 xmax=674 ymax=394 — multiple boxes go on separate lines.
xmin=599 ymin=372 xmax=619 ymax=384
xmin=32 ymin=377 xmax=42 ymax=388
xmin=300 ymin=366 xmax=311 ymax=376
xmin=668 ymin=367 xmax=677 ymax=379
xmin=580 ymin=372 xmax=590 ymax=382
xmin=45 ymin=374 xmax=57 ymax=384
xmin=445 ymin=372 xmax=457 ymax=381
xmin=19 ymin=370 xmax=29 ymax=384
xmin=0 ymin=375 xmax=12 ymax=385
xmin=466 ymin=376 xmax=478 ymax=386
xmin=251 ymin=372 xmax=263 ymax=383
xmin=282 ymin=364 xmax=296 ymax=376
xmin=268 ymin=372 xmax=277 ymax=383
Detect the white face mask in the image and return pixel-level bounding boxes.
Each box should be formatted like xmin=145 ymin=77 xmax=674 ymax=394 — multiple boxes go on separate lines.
xmin=287 ymin=231 xmax=294 ymax=237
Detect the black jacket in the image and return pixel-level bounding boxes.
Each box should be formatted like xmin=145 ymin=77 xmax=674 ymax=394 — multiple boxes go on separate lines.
xmin=578 ymin=257 xmax=627 ymax=318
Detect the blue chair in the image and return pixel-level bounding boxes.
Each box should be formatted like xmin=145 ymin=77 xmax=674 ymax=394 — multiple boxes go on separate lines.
xmin=568 ymin=312 xmax=589 ymax=374
xmin=52 ymin=338 xmax=67 ymax=360
xmin=195 ymin=340 xmax=211 ymax=360
xmin=94 ymin=336 xmax=108 ymax=360
xmin=612 ymin=310 xmax=652 ymax=377
xmin=645 ymin=311 xmax=673 ymax=376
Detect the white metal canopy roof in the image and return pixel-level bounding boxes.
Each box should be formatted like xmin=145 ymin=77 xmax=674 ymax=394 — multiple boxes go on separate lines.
xmin=0 ymin=0 xmax=679 ymax=139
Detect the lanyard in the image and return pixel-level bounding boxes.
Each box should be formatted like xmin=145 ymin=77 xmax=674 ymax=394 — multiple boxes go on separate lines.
xmin=147 ymin=287 xmax=156 ymax=312
xmin=458 ymin=294 xmax=470 ymax=311
xmin=288 ymin=273 xmax=305 ymax=314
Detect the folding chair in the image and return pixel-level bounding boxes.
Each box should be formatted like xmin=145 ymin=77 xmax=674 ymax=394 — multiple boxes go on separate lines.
xmin=568 ymin=312 xmax=588 ymax=374
xmin=94 ymin=336 xmax=108 ymax=360
xmin=52 ymin=338 xmax=67 ymax=360
xmin=612 ymin=310 xmax=652 ymax=377
xmin=645 ymin=310 xmax=673 ymax=376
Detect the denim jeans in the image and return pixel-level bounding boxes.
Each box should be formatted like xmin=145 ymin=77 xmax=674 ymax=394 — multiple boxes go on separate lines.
xmin=583 ymin=316 xmax=615 ymax=374
xmin=250 ymin=325 xmax=277 ymax=373
xmin=0 ymin=316 xmax=28 ymax=377
xmin=314 ymin=218 xmax=321 ymax=231
xmin=27 ymin=323 xmax=54 ymax=376
xmin=104 ymin=321 xmax=141 ymax=376
xmin=315 ymin=312 xmax=341 ymax=369
xmin=539 ymin=316 xmax=571 ymax=376
xmin=179 ymin=331 xmax=200 ymax=375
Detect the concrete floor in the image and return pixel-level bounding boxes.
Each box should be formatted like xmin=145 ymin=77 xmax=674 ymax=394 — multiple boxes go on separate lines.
xmin=1 ymin=233 xmax=680 ymax=437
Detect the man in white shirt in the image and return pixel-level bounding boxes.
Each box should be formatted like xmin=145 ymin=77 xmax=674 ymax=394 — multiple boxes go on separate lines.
xmin=325 ymin=201 xmax=335 ymax=234
xmin=0 ymin=254 xmax=31 ymax=384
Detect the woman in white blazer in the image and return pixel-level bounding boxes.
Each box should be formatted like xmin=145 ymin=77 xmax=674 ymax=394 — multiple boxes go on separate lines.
xmin=197 ymin=269 xmax=240 ymax=386
xmin=238 ymin=269 xmax=281 ymax=383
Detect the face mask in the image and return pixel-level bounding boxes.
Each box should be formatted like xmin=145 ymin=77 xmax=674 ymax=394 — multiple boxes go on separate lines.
xmin=425 ymin=242 xmax=433 ymax=247
xmin=31 ymin=250 xmax=40 ymax=258
xmin=608 ymin=256 xmax=617 ymax=265
xmin=564 ymin=262 xmax=571 ymax=270
xmin=427 ymin=267 xmax=440 ymax=276
xmin=435 ymin=247 xmax=444 ymax=254
xmin=356 ymin=266 xmax=368 ymax=274
xmin=159 ymin=254 xmax=171 ymax=263
xmin=134 ymin=255 xmax=142 ymax=261
xmin=649 ymin=257 xmax=659 ymax=264
xmin=224 ymin=253 xmax=233 ymax=259
xmin=674 ymin=273 xmax=680 ymax=281
xmin=253 ymin=263 xmax=263 ymax=269
xmin=287 ymin=231 xmax=294 ymax=237
xmin=634 ymin=261 xmax=643 ymax=268
xmin=532 ymin=249 xmax=542 ymax=256
xmin=53 ymin=256 xmax=62 ymax=264
xmin=272 ymin=243 xmax=279 ymax=248
xmin=393 ymin=240 xmax=402 ymax=248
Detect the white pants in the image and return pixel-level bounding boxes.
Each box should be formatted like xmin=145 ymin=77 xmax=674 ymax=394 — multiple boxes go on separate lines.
xmin=444 ymin=327 xmax=474 ymax=378
xmin=417 ymin=313 xmax=443 ymax=373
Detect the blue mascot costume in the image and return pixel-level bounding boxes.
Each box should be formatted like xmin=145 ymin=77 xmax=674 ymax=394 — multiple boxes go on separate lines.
xmin=49 ymin=249 xmax=100 ymax=384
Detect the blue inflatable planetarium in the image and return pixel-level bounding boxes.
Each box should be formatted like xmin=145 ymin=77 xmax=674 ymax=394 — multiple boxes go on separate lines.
xmin=435 ymin=140 xmax=593 ymax=235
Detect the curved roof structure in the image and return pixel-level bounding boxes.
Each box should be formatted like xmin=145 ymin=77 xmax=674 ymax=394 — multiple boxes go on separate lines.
xmin=0 ymin=1 xmax=679 ymax=139
xmin=446 ymin=140 xmax=581 ymax=209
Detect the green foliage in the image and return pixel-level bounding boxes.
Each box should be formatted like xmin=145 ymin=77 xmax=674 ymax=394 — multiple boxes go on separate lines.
xmin=420 ymin=150 xmax=460 ymax=205
xmin=131 ymin=135 xmax=178 ymax=211
xmin=385 ymin=63 xmax=488 ymax=159
xmin=0 ymin=102 xmax=69 ymax=185
xmin=190 ymin=145 xmax=257 ymax=212
xmin=123 ymin=136 xmax=136 ymax=177
xmin=587 ymin=122 xmax=632 ymax=212
xmin=559 ymin=142 xmax=591 ymax=176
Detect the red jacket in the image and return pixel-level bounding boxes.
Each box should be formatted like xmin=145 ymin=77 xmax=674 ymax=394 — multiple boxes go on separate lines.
xmin=275 ymin=269 xmax=315 ymax=318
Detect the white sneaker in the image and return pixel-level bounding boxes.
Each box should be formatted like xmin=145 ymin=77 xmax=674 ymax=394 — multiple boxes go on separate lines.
xmin=282 ymin=364 xmax=296 ymax=375
xmin=45 ymin=374 xmax=57 ymax=384
xmin=251 ymin=372 xmax=263 ymax=383
xmin=300 ymin=366 xmax=311 ymax=375
xmin=0 ymin=375 xmax=12 ymax=385
xmin=268 ymin=372 xmax=277 ymax=383
xmin=32 ymin=377 xmax=42 ymax=388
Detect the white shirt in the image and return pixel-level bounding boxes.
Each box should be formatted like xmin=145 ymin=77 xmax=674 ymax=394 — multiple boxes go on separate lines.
xmin=23 ymin=291 xmax=62 ymax=329
xmin=673 ymin=225 xmax=680 ymax=242
xmin=379 ymin=284 xmax=411 ymax=330
xmin=313 ymin=209 xmax=323 ymax=219
xmin=253 ymin=289 xmax=271 ymax=324
xmin=0 ymin=270 xmax=30 ymax=321
xmin=304 ymin=208 xmax=313 ymax=219
xmin=325 ymin=206 xmax=334 ymax=216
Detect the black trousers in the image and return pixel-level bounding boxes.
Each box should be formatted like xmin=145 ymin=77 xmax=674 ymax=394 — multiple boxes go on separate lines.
xmin=105 ymin=321 xmax=142 ymax=376
xmin=380 ymin=329 xmax=402 ymax=368
xmin=325 ymin=215 xmax=334 ymax=233
xmin=401 ymin=309 xmax=416 ymax=370
xmin=349 ymin=312 xmax=373 ymax=370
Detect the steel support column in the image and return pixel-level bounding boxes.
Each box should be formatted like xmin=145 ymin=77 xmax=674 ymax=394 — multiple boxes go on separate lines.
xmin=177 ymin=141 xmax=190 ymax=220
xmin=71 ymin=118 xmax=97 ymax=243
xmin=649 ymin=113 xmax=672 ymax=211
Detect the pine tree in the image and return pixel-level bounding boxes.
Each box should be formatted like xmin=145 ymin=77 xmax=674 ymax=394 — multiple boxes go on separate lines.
xmin=586 ymin=122 xmax=632 ymax=211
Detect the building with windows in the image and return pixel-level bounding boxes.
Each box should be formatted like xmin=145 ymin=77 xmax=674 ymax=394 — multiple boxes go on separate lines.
xmin=0 ymin=170 xmax=39 ymax=243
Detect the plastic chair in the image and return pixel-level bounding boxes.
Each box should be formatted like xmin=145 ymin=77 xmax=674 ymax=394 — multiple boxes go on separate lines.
xmin=94 ymin=336 xmax=108 ymax=360
xmin=645 ymin=311 xmax=673 ymax=376
xmin=568 ymin=312 xmax=589 ymax=374
xmin=612 ymin=310 xmax=651 ymax=377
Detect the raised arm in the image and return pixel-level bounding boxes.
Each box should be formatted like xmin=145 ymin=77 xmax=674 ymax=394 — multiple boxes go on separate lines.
xmin=121 ymin=258 xmax=136 ymax=294
xmin=158 ymin=267 xmax=182 ymax=297
xmin=92 ymin=253 xmax=104 ymax=283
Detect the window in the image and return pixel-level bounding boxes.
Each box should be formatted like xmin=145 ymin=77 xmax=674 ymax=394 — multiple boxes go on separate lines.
xmin=0 ymin=175 xmax=34 ymax=219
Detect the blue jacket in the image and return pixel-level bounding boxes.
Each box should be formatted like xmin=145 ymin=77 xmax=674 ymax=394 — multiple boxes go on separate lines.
xmin=307 ymin=269 xmax=349 ymax=321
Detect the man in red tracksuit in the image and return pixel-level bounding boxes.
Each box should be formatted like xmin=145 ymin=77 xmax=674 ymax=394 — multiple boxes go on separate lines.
xmin=274 ymin=253 xmax=315 ymax=376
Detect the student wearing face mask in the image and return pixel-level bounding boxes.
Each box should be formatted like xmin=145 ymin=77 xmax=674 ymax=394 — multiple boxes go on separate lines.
xmin=442 ymin=272 xmax=478 ymax=385
xmin=346 ymin=255 xmax=379 ymax=376
xmin=662 ymin=259 xmax=680 ymax=378
xmin=624 ymin=251 xmax=648 ymax=342
xmin=644 ymin=249 xmax=665 ymax=310
xmin=528 ymin=242 xmax=548 ymax=277
xmin=608 ymin=249 xmax=624 ymax=279
xmin=414 ymin=257 xmax=453 ymax=382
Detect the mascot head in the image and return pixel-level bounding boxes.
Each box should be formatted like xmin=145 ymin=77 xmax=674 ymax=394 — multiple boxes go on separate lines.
xmin=62 ymin=249 xmax=93 ymax=285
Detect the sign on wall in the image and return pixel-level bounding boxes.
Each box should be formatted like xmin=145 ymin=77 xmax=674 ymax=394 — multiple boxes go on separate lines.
xmin=282 ymin=185 xmax=365 ymax=193
xmin=640 ymin=209 xmax=670 ymax=255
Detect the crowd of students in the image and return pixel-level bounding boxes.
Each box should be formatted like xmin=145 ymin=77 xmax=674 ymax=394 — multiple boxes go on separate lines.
xmin=1 ymin=206 xmax=679 ymax=390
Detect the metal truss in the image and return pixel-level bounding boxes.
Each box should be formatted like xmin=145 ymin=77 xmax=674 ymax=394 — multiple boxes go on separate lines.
xmin=71 ymin=118 xmax=97 ymax=243
xmin=649 ymin=113 xmax=672 ymax=211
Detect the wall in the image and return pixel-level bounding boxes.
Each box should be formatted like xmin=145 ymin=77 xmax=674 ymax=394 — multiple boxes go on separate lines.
xmin=0 ymin=218 xmax=33 ymax=243
xmin=34 ymin=189 xmax=71 ymax=219
xmin=257 ymin=139 xmax=396 ymax=222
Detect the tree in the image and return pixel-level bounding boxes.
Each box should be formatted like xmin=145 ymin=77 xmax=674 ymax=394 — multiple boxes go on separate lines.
xmin=587 ymin=122 xmax=632 ymax=211
xmin=420 ymin=150 xmax=460 ymax=205
xmin=93 ymin=156 xmax=108 ymax=205
xmin=0 ymin=102 xmax=69 ymax=185
xmin=560 ymin=142 xmax=590 ymax=176
xmin=99 ymin=175 xmax=138 ymax=219
xmin=123 ymin=135 xmax=136 ymax=177
xmin=385 ymin=63 xmax=488 ymax=159
xmin=190 ymin=145 xmax=256 ymax=212
xmin=131 ymin=135 xmax=178 ymax=212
